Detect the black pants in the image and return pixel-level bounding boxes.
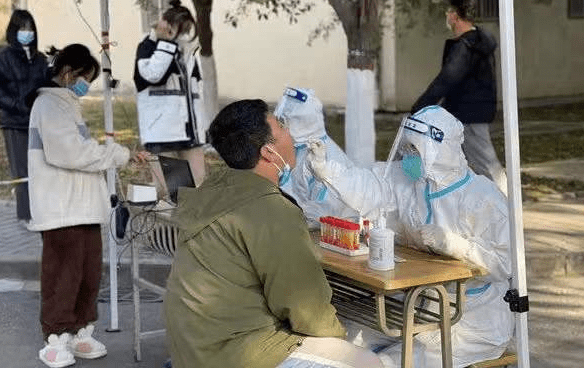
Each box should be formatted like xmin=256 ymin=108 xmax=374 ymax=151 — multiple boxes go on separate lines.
xmin=40 ymin=224 xmax=102 ymax=339
xmin=2 ymin=128 xmax=30 ymax=220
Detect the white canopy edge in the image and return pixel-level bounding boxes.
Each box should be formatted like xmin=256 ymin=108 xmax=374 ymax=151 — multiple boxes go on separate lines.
xmin=498 ymin=1 xmax=530 ymax=366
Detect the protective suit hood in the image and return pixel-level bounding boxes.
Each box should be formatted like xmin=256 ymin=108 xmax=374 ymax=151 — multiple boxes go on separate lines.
xmin=401 ymin=106 xmax=468 ymax=188
xmin=274 ymin=87 xmax=326 ymax=144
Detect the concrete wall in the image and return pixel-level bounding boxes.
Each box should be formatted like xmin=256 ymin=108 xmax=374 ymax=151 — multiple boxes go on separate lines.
xmin=514 ymin=0 xmax=584 ymax=99
xmin=389 ymin=0 xmax=584 ymax=111
xmin=2 ymin=0 xmax=348 ymax=106
xmin=0 ymin=0 xmax=11 ymax=41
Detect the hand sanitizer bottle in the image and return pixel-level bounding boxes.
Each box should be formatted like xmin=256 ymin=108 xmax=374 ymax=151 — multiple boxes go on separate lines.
xmin=368 ymin=211 xmax=395 ymax=271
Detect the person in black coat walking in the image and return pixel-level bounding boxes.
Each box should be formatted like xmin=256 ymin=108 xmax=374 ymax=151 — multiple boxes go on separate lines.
xmin=0 ymin=9 xmax=49 ymax=222
xmin=412 ymin=0 xmax=507 ymax=195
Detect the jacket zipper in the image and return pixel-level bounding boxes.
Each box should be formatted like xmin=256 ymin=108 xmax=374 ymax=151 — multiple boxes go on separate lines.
xmin=175 ymin=51 xmax=199 ymax=145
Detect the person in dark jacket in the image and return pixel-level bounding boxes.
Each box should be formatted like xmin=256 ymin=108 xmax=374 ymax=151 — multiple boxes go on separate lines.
xmin=411 ymin=0 xmax=507 ymax=195
xmin=0 ymin=9 xmax=49 ymax=223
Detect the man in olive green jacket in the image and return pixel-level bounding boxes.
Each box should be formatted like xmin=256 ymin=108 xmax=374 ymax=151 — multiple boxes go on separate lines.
xmin=164 ymin=99 xmax=382 ymax=368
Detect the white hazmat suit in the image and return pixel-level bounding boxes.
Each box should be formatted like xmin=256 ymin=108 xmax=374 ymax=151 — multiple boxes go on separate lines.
xmin=275 ymin=88 xmax=360 ymax=227
xmin=277 ymin=95 xmax=514 ymax=367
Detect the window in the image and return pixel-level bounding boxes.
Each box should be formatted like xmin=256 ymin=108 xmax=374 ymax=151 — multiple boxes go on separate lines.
xmin=569 ymin=0 xmax=584 ymax=18
xmin=476 ymin=0 xmax=499 ymax=21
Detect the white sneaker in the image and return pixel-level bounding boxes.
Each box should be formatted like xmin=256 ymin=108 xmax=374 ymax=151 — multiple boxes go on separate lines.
xmin=68 ymin=324 xmax=107 ymax=359
xmin=39 ymin=333 xmax=76 ymax=368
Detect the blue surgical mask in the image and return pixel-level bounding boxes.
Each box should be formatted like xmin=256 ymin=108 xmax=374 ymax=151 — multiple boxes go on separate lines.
xmin=69 ymin=78 xmax=91 ymax=97
xmin=270 ymin=147 xmax=292 ymax=186
xmin=17 ymin=30 xmax=35 ymax=45
xmin=402 ymin=154 xmax=424 ymax=181
xmin=278 ymin=164 xmax=292 ymax=186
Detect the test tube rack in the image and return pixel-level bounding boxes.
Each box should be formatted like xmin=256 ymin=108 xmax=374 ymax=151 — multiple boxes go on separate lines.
xmin=318 ymin=216 xmax=369 ymax=256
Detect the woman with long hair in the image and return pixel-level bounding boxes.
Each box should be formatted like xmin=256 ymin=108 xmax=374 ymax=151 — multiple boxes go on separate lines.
xmin=0 ymin=9 xmax=49 ymax=224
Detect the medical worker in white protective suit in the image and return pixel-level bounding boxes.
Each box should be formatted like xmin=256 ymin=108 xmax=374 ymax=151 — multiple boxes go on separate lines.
xmin=275 ymin=87 xmax=360 ymax=227
xmin=276 ymin=93 xmax=514 ymax=367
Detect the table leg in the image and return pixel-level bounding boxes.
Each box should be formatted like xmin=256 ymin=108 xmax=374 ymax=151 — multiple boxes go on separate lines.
xmin=402 ymin=287 xmax=421 ymax=368
xmin=451 ymin=281 xmax=466 ymax=325
xmin=434 ymin=284 xmax=452 ymax=368
xmin=402 ymin=285 xmax=453 ymax=368
xmin=375 ymin=294 xmax=400 ymax=337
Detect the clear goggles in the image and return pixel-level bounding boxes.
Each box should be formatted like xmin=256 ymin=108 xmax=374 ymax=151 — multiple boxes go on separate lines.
xmin=403 ymin=116 xmax=444 ymax=143
xmin=274 ymin=87 xmax=309 ymax=128
xmin=387 ymin=115 xmax=441 ymax=163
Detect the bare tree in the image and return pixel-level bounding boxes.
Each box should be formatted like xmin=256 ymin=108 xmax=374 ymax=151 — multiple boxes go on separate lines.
xmin=191 ymin=0 xmax=219 ymax=126
xmin=329 ymin=0 xmax=381 ymax=165
xmin=330 ymin=0 xmax=381 ymax=70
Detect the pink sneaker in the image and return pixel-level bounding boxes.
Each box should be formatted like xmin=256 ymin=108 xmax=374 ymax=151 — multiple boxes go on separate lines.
xmin=39 ymin=333 xmax=76 ymax=368
xmin=68 ymin=325 xmax=107 ymax=359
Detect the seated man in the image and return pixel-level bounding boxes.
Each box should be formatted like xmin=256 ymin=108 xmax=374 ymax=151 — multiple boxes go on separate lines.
xmin=275 ymin=93 xmax=513 ymax=367
xmin=163 ymin=99 xmax=383 ymax=368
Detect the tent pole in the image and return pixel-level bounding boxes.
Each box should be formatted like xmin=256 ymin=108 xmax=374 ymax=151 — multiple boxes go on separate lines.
xmin=498 ymin=1 xmax=529 ymax=366
xmin=99 ymin=0 xmax=120 ymax=332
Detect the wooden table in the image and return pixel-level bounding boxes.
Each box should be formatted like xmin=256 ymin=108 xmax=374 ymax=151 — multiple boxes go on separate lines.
xmin=318 ymin=244 xmax=483 ymax=368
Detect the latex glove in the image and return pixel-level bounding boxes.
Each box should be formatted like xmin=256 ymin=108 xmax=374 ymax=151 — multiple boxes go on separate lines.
xmin=419 ymin=224 xmax=469 ymax=261
xmin=307 ymin=138 xmax=327 ymax=179
xmin=419 ymin=224 xmax=446 ymax=253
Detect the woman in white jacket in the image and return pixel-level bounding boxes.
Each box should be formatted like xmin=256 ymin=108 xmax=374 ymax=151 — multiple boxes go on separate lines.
xmin=133 ymin=0 xmax=207 ymax=187
xmin=29 ymin=44 xmax=130 ymax=368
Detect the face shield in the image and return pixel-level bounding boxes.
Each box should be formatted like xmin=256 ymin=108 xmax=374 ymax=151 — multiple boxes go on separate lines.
xmin=273 ymin=87 xmax=327 ymax=144
xmin=388 ymin=106 xmax=466 ymax=184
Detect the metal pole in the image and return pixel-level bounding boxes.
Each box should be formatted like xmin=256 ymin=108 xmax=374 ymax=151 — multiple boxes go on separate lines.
xmin=498 ymin=1 xmax=529 ymax=366
xmin=99 ymin=0 xmax=120 ymax=332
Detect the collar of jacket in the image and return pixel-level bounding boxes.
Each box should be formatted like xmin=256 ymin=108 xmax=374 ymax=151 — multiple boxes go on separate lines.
xmin=173 ymin=168 xmax=283 ymax=237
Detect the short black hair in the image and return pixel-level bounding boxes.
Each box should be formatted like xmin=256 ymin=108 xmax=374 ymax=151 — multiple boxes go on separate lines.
xmin=5 ymin=9 xmax=39 ymax=53
xmin=449 ymin=0 xmax=476 ymax=22
xmin=48 ymin=44 xmax=100 ymax=82
xmin=209 ymin=99 xmax=273 ymax=169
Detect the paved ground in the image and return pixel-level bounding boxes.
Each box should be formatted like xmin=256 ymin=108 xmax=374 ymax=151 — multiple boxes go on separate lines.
xmin=1 ymin=158 xmax=584 ymax=367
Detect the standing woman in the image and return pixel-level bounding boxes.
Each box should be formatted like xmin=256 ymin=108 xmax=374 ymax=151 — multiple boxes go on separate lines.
xmin=28 ymin=44 xmax=130 ymax=368
xmin=0 ymin=9 xmax=49 ymax=224
xmin=134 ymin=0 xmax=208 ymax=188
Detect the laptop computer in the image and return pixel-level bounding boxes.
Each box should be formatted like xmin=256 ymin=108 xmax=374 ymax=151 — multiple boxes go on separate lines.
xmin=158 ymin=155 xmax=196 ymax=204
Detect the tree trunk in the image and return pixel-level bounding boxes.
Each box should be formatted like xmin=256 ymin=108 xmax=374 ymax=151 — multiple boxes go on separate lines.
xmin=193 ymin=0 xmax=213 ymax=57
xmin=329 ymin=0 xmax=380 ymax=166
xmin=192 ymin=0 xmax=219 ymax=135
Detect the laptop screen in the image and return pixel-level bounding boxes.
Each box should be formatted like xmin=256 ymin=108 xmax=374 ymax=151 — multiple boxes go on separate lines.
xmin=158 ymin=155 xmax=196 ymax=204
